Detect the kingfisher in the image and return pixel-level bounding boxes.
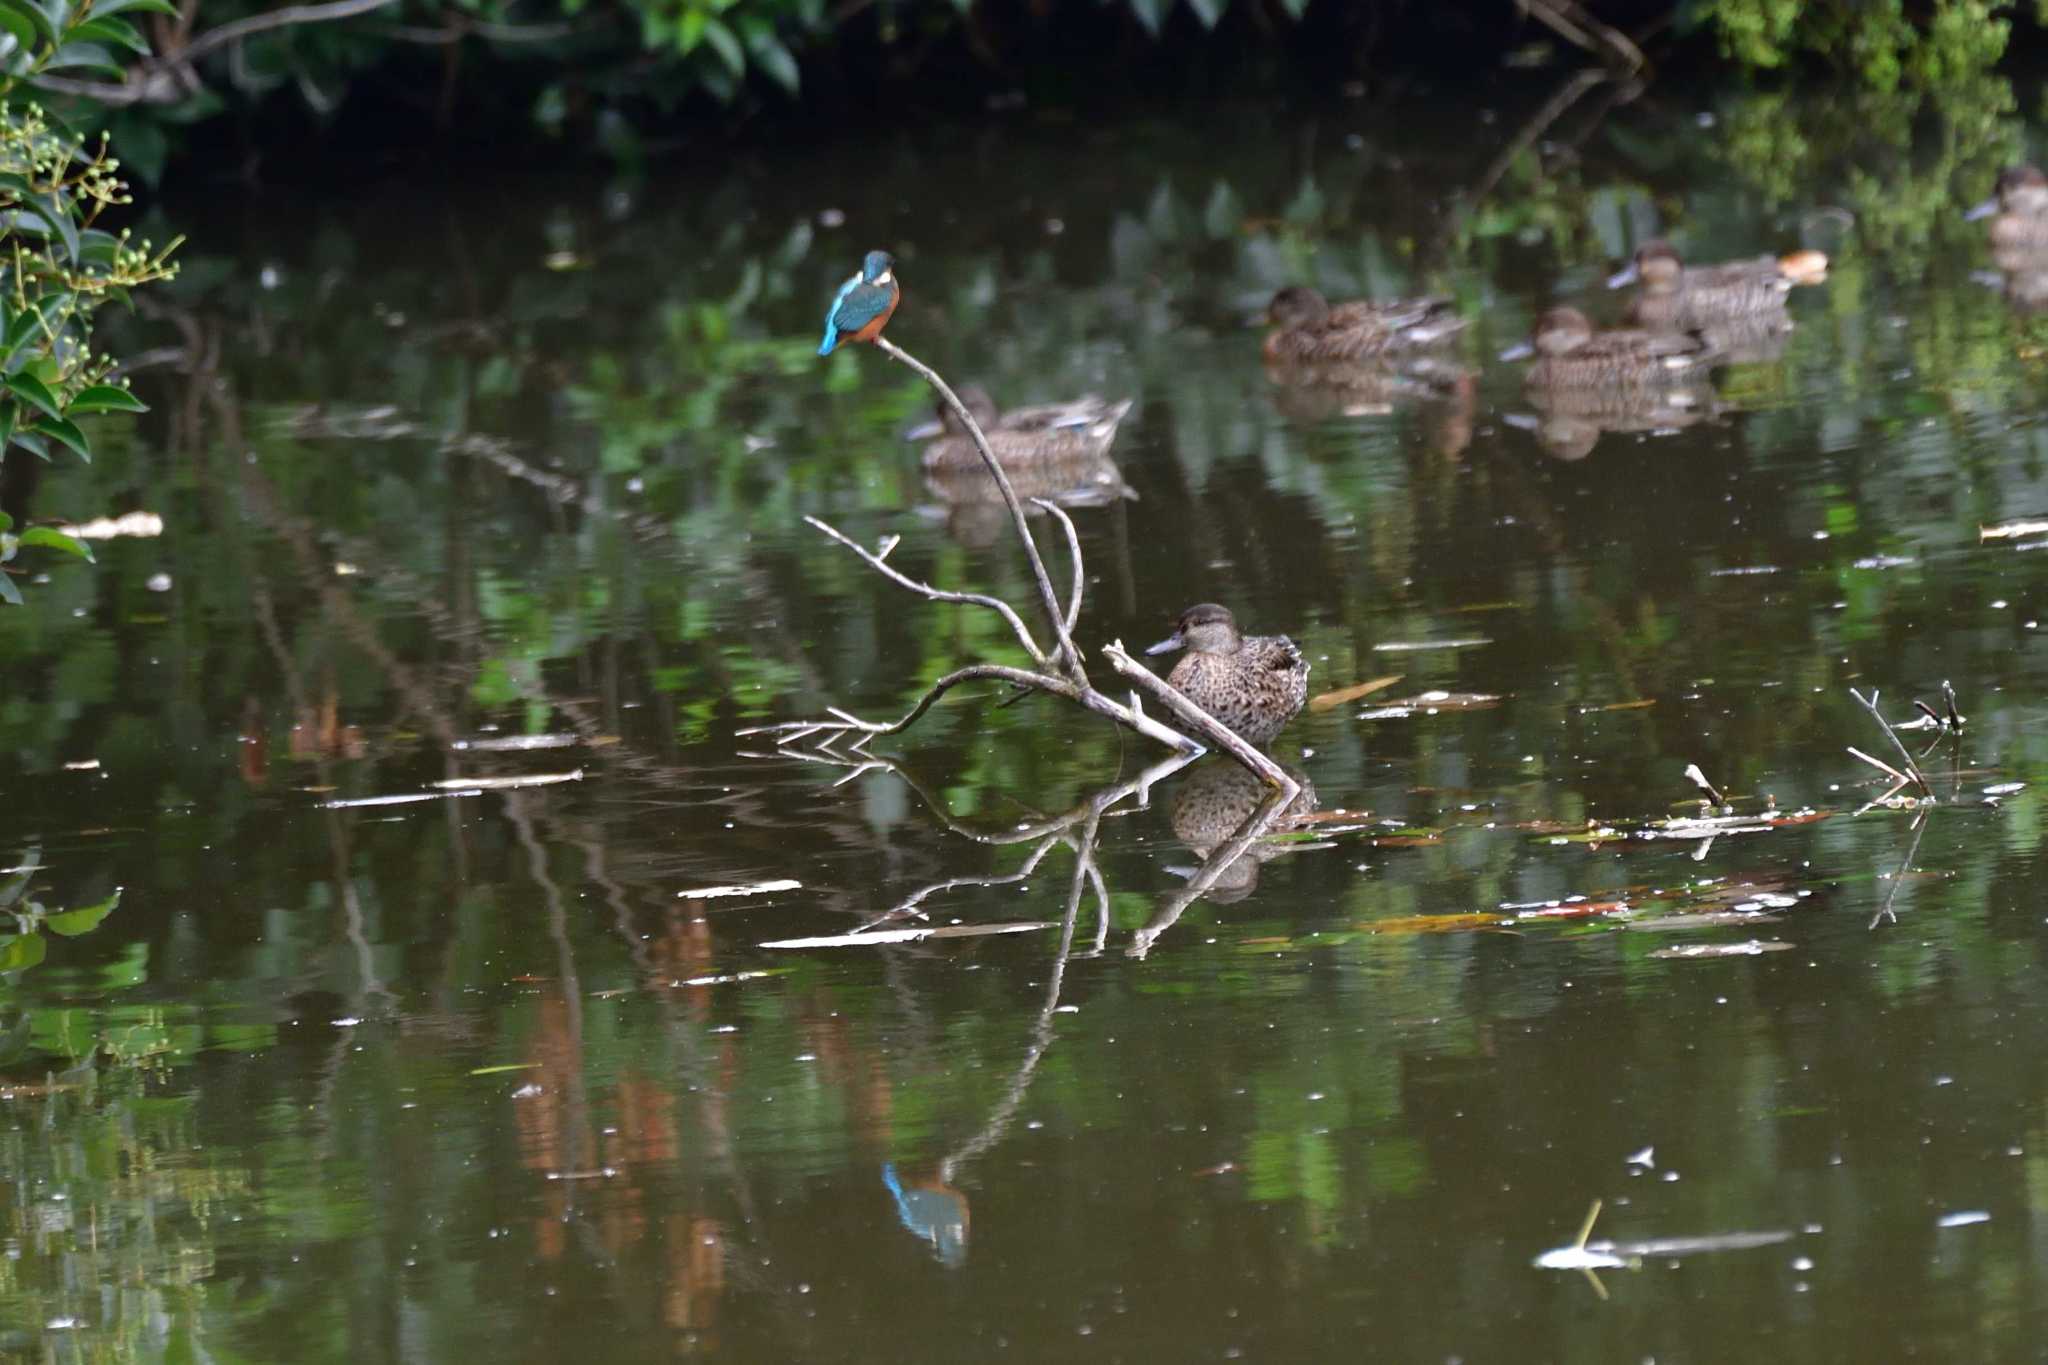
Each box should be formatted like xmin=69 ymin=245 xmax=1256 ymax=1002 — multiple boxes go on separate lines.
xmin=818 ymin=250 xmax=900 ymax=356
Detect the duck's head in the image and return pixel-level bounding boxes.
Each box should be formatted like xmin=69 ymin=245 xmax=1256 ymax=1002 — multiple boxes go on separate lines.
xmin=1147 ymin=602 xmax=1242 ymax=657
xmin=1267 ymin=286 xmax=1332 ymax=329
xmin=1607 ymin=240 xmax=1682 ymax=291
xmin=1530 ymin=306 xmax=1596 ymax=358
xmin=906 ymin=384 xmax=1000 ymax=441
xmin=861 ymin=249 xmax=897 ymax=285
xmin=1969 ymin=166 xmax=2048 ymax=221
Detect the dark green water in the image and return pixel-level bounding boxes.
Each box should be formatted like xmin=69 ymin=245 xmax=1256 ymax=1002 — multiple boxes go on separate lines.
xmin=6 ymin=76 xmax=2048 ymax=1361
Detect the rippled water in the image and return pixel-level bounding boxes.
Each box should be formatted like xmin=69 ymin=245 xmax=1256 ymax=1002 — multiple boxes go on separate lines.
xmin=5 ymin=78 xmax=2048 ymax=1360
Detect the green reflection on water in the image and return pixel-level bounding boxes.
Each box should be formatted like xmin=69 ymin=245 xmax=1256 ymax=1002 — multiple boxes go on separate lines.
xmin=5 ymin=76 xmax=2048 ymax=1360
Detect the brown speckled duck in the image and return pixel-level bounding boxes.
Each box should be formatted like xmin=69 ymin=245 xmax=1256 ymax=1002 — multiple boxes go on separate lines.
xmin=1966 ymin=166 xmax=2048 ymax=250
xmin=913 ymin=385 xmax=1132 ymax=472
xmin=1508 ymin=307 xmax=1718 ymax=389
xmin=1262 ymin=286 xmax=1466 ymax=365
xmin=1611 ymin=240 xmax=1826 ymax=333
xmin=1146 ymin=603 xmax=1308 ymax=747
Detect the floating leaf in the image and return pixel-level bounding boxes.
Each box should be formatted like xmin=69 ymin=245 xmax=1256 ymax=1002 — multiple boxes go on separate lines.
xmin=0 ymin=933 xmax=46 ymax=972
xmin=45 ymin=888 xmax=118 ymax=936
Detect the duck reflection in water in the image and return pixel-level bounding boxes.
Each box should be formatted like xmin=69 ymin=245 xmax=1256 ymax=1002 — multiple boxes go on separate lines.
xmin=1165 ymin=761 xmax=1319 ymax=902
xmin=1966 ymin=167 xmax=2048 ymax=311
xmin=1503 ymin=307 xmax=1722 ymax=459
xmin=908 ymin=384 xmax=1136 ymax=547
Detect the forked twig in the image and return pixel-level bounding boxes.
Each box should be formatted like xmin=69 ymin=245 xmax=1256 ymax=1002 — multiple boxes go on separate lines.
xmin=1848 ymin=688 xmax=1931 ymax=797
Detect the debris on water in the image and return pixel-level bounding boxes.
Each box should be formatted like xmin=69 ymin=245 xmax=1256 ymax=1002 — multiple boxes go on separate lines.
xmin=1985 ymin=782 xmax=2024 ymax=796
xmin=1709 ymin=564 xmax=1781 ymax=576
xmin=1359 ymin=691 xmax=1502 ymax=720
xmin=1371 ymin=637 xmax=1493 ymax=653
xmin=1980 ymin=518 xmax=2048 ymax=541
xmin=453 ymin=733 xmax=582 ymax=751
xmin=762 ymin=921 xmax=1053 ymax=949
xmin=430 ymin=769 xmax=583 ymax=790
xmin=1308 ymin=674 xmax=1402 ymax=712
xmin=145 ymin=572 xmax=173 ymax=592
xmin=57 ymin=511 xmax=163 ymax=540
xmin=322 ymin=790 xmax=482 ymax=809
xmin=63 ymin=760 xmax=100 ymax=771
xmin=1851 ymin=554 xmax=1917 ymax=570
xmin=1627 ymin=1146 xmax=1655 ymax=1169
xmin=1937 ymin=1210 xmax=1991 ymax=1228
xmin=1650 ymin=940 xmax=1794 ymax=959
xmin=678 ymin=879 xmax=803 ymax=901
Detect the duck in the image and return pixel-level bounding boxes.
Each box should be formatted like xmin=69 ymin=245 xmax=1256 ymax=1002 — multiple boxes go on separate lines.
xmin=1966 ymin=166 xmax=2048 ymax=250
xmin=1609 ymin=240 xmax=1826 ymax=333
xmin=1262 ymin=286 xmax=1466 ymax=365
xmin=911 ymin=385 xmax=1132 ymax=472
xmin=1145 ymin=603 xmax=1308 ymax=747
xmin=1164 ymin=761 xmax=1320 ymax=902
xmin=1506 ymin=307 xmax=1718 ymax=388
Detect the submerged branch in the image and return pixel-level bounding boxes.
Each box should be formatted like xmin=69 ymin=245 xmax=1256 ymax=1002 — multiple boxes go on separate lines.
xmin=1103 ymin=641 xmax=1298 ymax=793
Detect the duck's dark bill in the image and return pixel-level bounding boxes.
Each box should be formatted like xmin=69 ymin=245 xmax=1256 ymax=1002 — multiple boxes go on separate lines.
xmin=1605 ymin=261 xmax=1640 ymax=288
xmin=1964 ymin=198 xmax=1999 ymax=222
xmin=903 ymin=417 xmax=946 ymax=440
xmin=1145 ymin=632 xmax=1185 ymax=655
xmin=1498 ymin=340 xmax=1536 ymax=362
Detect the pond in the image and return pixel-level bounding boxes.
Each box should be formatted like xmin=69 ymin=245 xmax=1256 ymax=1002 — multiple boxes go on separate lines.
xmin=5 ymin=72 xmax=2048 ymax=1360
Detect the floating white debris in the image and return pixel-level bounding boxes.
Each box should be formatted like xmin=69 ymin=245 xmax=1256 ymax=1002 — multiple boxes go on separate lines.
xmin=678 ymin=879 xmax=802 ymax=901
xmin=1627 ymin=1146 xmax=1656 ymax=1169
xmin=145 ymin=572 xmax=172 ymax=593
xmin=1708 ymin=564 xmax=1781 ymax=577
xmin=762 ymin=921 xmax=1052 ymax=950
xmin=322 ymin=790 xmax=481 ymax=809
xmin=454 ymin=734 xmax=581 ymax=752
xmin=1981 ymin=519 xmax=2048 ymax=541
xmin=1985 ymin=782 xmax=2024 ymax=796
xmin=63 ymin=760 xmax=100 ymax=771
xmin=430 ymin=769 xmax=582 ymax=790
xmin=1372 ymin=637 xmax=1494 ymax=653
xmin=57 ymin=511 xmax=162 ymax=540
xmin=1852 ymin=555 xmax=1917 ymax=571
xmin=1937 ymin=1210 xmax=1991 ymax=1228
xmin=1650 ymin=940 xmax=1794 ymax=959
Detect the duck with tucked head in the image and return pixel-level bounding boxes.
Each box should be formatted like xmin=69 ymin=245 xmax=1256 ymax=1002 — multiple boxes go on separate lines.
xmin=1146 ymin=603 xmax=1308 ymax=747
xmin=911 ymin=384 xmax=1133 ymax=472
xmin=1966 ymin=166 xmax=2048 ymax=250
xmin=1263 ymin=286 xmax=1466 ymax=365
xmin=1505 ymin=307 xmax=1718 ymax=388
xmin=818 ymin=250 xmax=900 ymax=356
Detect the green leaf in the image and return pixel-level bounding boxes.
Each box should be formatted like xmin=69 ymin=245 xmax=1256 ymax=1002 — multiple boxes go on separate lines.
xmin=0 ymin=508 xmax=10 ymax=532
xmin=30 ymin=414 xmax=89 ymax=460
xmin=1184 ymin=0 xmax=1224 ymax=28
xmin=745 ymin=24 xmax=799 ymax=92
xmin=67 ymin=15 xmax=146 ymax=54
xmin=1127 ymin=0 xmax=1165 ymax=35
xmin=8 ymin=428 xmax=50 ymax=461
xmin=0 ymin=173 xmax=79 ymax=262
xmin=0 ymin=1013 xmax=31 ymax=1068
xmin=677 ymin=6 xmax=705 ymax=51
xmin=67 ymin=383 xmax=145 ymax=414
xmin=1277 ymin=0 xmax=1307 ymax=15
xmin=87 ymin=0 xmax=177 ymax=14
xmin=3 ymin=371 xmax=61 ymax=419
xmin=0 ymin=0 xmax=54 ymax=48
xmin=0 ymin=569 xmax=19 ymax=605
xmin=0 ymin=932 xmax=46 ymax=972
xmin=0 ymin=5 xmax=35 ymax=49
xmin=19 ymin=526 xmax=91 ymax=561
xmin=44 ymin=40 xmax=124 ymax=76
xmin=45 ymin=889 xmax=118 ymax=937
xmin=701 ymin=15 xmax=743 ymax=76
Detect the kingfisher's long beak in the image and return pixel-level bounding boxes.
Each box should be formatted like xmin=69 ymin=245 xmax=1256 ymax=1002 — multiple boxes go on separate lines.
xmin=1605 ymin=260 xmax=1640 ymax=289
xmin=1498 ymin=340 xmax=1536 ymax=363
xmin=1964 ymin=197 xmax=2000 ymax=222
xmin=1145 ymin=631 xmax=1185 ymax=656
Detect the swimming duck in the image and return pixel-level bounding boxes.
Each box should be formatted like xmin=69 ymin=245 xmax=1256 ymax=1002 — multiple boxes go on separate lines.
xmin=1506 ymin=307 xmax=1718 ymax=388
xmin=1262 ymin=286 xmax=1466 ymax=365
xmin=1145 ymin=603 xmax=1308 ymax=747
xmin=1610 ymin=240 xmax=1825 ymax=333
xmin=1966 ymin=166 xmax=2048 ymax=250
xmin=912 ymin=385 xmax=1133 ymax=472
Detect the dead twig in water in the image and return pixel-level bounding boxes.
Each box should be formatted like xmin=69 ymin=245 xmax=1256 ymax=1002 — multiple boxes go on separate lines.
xmin=1848 ymin=688 xmax=1931 ymax=798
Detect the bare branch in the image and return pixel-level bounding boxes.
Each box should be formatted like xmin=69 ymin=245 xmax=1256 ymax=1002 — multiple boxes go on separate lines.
xmin=1848 ymin=688 xmax=1931 ymax=795
xmin=739 ymin=664 xmax=1069 ymax=747
xmin=1128 ymin=785 xmax=1297 ymax=958
xmin=1032 ymin=498 xmax=1085 ymax=638
xmin=183 ymin=0 xmax=401 ymax=62
xmin=805 ymin=515 xmax=1045 ymax=664
xmin=874 ymin=336 xmax=1083 ymax=675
